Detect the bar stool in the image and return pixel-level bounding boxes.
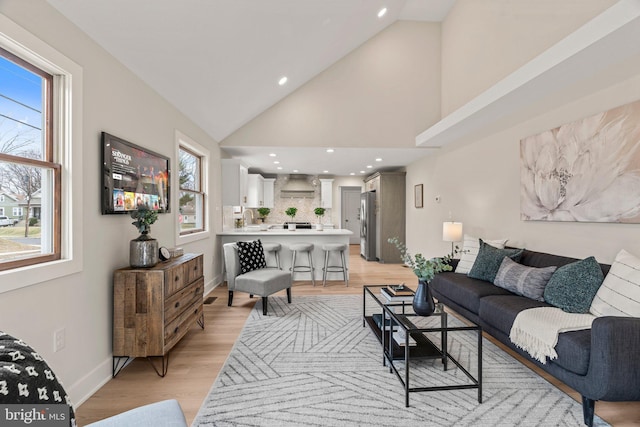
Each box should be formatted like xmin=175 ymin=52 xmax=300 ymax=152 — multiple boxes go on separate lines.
xmin=262 ymin=242 xmax=282 ymax=269
xmin=289 ymin=242 xmax=315 ymax=286
xmin=322 ymin=243 xmax=349 ymax=287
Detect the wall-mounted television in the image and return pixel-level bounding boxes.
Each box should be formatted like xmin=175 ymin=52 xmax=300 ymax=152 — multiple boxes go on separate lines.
xmin=101 ymin=132 xmax=170 ymax=214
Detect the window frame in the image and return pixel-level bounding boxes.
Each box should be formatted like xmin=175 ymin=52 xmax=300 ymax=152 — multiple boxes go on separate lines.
xmin=0 ymin=15 xmax=83 ymax=293
xmin=175 ymin=130 xmax=209 ymax=245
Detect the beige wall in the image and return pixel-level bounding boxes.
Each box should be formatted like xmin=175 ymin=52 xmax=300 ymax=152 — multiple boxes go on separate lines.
xmin=441 ymin=0 xmax=616 ymax=116
xmin=0 ymin=0 xmax=222 ymax=406
xmin=222 ymin=20 xmax=442 ymax=149
xmin=406 ymin=71 xmax=640 ymax=264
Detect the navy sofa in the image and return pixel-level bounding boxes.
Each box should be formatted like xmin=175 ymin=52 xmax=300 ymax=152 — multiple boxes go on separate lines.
xmin=430 ymin=249 xmax=640 ymax=427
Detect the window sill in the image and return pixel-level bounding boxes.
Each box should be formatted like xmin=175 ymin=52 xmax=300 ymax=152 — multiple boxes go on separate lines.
xmin=177 ymin=230 xmax=211 ymax=246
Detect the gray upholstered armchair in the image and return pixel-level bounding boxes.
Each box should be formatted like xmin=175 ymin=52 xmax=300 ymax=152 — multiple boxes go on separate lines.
xmin=223 ymin=242 xmax=292 ymax=315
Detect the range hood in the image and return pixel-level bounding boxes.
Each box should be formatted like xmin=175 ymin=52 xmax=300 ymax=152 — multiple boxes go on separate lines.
xmin=280 ymin=174 xmax=316 ymax=198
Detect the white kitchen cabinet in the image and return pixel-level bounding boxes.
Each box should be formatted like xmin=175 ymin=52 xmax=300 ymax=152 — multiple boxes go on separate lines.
xmin=246 ymin=174 xmax=265 ymax=207
xmin=263 ymin=178 xmax=275 ymax=208
xmin=320 ymin=179 xmax=333 ymax=209
xmin=222 ymin=159 xmax=248 ymax=206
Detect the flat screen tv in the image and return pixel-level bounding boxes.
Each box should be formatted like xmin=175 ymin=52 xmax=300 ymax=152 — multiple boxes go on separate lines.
xmin=101 ymin=132 xmax=170 ymax=214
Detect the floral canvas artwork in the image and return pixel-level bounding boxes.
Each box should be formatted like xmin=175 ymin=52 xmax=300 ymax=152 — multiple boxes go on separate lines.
xmin=521 ymin=99 xmax=640 ymax=222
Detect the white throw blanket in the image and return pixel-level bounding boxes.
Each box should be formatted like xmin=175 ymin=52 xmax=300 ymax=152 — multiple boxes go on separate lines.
xmin=509 ymin=307 xmax=596 ymax=364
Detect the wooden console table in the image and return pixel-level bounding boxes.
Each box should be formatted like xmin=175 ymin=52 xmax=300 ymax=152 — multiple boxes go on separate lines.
xmin=112 ymin=253 xmax=205 ymax=377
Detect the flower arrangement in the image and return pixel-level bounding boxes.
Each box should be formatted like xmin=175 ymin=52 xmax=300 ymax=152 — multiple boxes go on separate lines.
xmin=131 ymin=205 xmax=158 ymax=235
xmin=388 ymin=237 xmax=455 ymax=282
xmin=285 ymin=207 xmax=298 ymax=221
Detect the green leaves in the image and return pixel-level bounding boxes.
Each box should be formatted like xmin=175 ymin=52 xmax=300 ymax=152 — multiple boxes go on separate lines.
xmin=285 ymin=207 xmax=298 ymax=218
xmin=388 ymin=237 xmax=454 ymax=282
xmin=131 ymin=205 xmax=158 ymax=235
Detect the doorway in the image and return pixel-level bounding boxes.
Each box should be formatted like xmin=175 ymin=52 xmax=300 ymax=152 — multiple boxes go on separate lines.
xmin=341 ymin=186 xmax=361 ymax=245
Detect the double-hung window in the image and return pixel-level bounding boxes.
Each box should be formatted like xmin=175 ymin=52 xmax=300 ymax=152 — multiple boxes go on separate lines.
xmin=0 ymin=47 xmax=60 ymax=271
xmin=178 ymin=138 xmax=206 ymax=235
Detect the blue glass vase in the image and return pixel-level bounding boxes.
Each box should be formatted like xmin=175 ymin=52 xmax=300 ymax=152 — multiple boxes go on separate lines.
xmin=413 ymin=279 xmax=436 ymax=316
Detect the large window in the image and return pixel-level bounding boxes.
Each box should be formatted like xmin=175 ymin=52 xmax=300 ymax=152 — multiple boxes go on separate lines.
xmin=0 ymin=47 xmax=60 ymax=271
xmin=178 ymin=146 xmax=205 ymax=235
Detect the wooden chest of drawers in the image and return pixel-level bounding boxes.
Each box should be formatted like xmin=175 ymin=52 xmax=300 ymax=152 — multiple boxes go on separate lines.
xmin=112 ymin=253 xmax=204 ymax=376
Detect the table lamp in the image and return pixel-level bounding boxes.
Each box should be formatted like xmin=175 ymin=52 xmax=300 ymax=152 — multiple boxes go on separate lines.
xmin=442 ymin=221 xmax=463 ymax=257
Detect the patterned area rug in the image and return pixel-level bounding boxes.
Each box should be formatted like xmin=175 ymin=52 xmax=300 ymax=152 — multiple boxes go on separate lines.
xmin=192 ymin=295 xmax=609 ymax=426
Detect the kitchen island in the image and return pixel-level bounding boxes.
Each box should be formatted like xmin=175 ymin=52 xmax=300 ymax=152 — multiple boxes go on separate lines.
xmin=219 ymin=228 xmax=353 ymax=282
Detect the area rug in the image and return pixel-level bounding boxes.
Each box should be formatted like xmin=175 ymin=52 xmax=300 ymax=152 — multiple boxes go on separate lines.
xmin=192 ymin=295 xmax=609 ymax=426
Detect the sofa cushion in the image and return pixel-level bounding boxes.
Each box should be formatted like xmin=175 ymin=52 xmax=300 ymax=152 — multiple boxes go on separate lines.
xmin=591 ymin=249 xmax=640 ymax=317
xmin=478 ymin=295 xmax=591 ymax=375
xmin=455 ymin=235 xmax=508 ymax=274
xmin=494 ymin=257 xmax=557 ymax=301
xmin=236 ymin=240 xmax=267 ymax=274
xmin=479 ymin=295 xmax=550 ymax=336
xmin=468 ymin=240 xmax=524 ymax=282
xmin=430 ymin=272 xmax=513 ymax=315
xmin=543 ymin=256 xmax=604 ymax=313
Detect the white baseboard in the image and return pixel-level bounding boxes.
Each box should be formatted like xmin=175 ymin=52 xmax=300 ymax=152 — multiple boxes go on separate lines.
xmin=205 ymin=274 xmax=222 ymax=297
xmin=67 ymin=356 xmax=113 ymax=408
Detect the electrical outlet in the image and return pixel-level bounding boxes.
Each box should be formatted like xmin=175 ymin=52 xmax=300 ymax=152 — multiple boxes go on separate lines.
xmin=54 ymin=328 xmax=65 ymax=352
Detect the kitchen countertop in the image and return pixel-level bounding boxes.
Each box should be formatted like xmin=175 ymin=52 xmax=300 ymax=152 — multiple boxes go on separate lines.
xmin=218 ymin=228 xmax=353 ymax=236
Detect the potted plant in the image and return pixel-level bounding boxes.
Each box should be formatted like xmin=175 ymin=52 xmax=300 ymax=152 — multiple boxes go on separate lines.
xmin=257 ymin=207 xmax=271 ymax=230
xmin=388 ymin=237 xmax=456 ymax=316
xmin=130 ymin=205 xmax=159 ymax=268
xmin=285 ymin=207 xmax=298 ymax=230
xmin=314 ymin=207 xmax=326 ymax=231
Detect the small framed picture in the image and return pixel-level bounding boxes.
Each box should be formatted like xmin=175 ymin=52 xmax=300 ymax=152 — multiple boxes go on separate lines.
xmin=414 ymin=184 xmax=423 ymax=208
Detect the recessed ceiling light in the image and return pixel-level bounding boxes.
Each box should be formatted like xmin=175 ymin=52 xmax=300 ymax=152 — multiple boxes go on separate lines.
xmin=293 ymin=169 xmax=299 ymax=173
xmin=375 ymin=158 xmax=382 ymax=162
xmin=377 ymin=7 xmax=387 ymax=18
xmin=360 ymin=171 xmax=365 ymax=174
xmin=277 ymin=166 xmax=283 ymax=170
xmin=269 ymin=153 xmax=277 ymax=157
xmin=278 ymin=76 xmax=288 ymax=86
xmin=366 ymin=165 xmax=373 ymax=168
xmin=323 ymin=170 xmax=329 ymax=173
xmin=326 ymin=148 xmax=334 ymax=153
xmin=273 ymin=161 xmax=280 ymax=164
xmin=350 ymin=172 xmax=355 ymax=176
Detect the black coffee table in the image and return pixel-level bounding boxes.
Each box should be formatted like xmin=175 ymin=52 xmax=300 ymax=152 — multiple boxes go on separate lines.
xmin=363 ymin=284 xmax=483 ymax=407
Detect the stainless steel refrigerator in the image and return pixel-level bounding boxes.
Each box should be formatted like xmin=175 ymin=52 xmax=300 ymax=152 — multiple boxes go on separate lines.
xmin=360 ymin=191 xmax=377 ymax=261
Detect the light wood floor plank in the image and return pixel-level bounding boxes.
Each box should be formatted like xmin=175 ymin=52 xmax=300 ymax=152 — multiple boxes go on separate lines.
xmin=76 ymin=245 xmax=640 ymax=426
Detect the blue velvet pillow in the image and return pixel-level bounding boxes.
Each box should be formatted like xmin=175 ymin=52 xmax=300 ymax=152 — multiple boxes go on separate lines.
xmin=543 ymin=256 xmax=604 ymax=313
xmin=467 ymin=239 xmax=524 ymax=282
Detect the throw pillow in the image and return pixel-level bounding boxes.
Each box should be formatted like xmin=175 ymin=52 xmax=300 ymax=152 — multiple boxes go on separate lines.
xmin=493 ymin=256 xmax=557 ymax=301
xmin=236 ymin=240 xmax=267 ymax=274
xmin=467 ymin=239 xmax=524 ymax=282
xmin=543 ymin=256 xmax=604 ymax=313
xmin=455 ymin=234 xmax=508 ymax=274
xmin=590 ymin=249 xmax=640 ymax=317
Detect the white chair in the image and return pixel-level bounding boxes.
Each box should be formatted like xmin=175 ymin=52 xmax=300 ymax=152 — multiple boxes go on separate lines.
xmin=223 ymin=242 xmax=292 ymax=315
xmin=262 ymin=242 xmax=282 ymax=269
xmin=289 ymin=242 xmax=315 ymax=286
xmin=321 ymin=243 xmax=349 ymax=287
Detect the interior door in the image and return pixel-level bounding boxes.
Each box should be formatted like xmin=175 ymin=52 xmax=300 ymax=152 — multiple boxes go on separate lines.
xmin=341 ymin=186 xmax=362 ymax=245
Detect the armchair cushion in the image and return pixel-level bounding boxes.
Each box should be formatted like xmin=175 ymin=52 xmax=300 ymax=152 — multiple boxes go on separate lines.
xmin=236 ymin=240 xmax=267 ymax=274
xmin=86 ymin=399 xmax=187 ymax=427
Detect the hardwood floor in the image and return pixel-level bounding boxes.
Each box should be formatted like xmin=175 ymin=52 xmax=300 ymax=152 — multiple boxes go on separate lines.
xmin=76 ymin=245 xmax=640 ymax=426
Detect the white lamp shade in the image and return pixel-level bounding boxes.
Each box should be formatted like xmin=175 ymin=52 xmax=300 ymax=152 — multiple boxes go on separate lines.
xmin=443 ymin=222 xmax=463 ymax=242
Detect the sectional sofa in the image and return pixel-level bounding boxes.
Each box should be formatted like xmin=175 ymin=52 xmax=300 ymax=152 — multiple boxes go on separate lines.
xmin=430 ymin=247 xmax=640 ymax=427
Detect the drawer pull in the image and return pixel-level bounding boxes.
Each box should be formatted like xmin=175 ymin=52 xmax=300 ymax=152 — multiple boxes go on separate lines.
xmin=174 ymin=302 xmax=180 ymax=309
xmin=174 ymin=326 xmax=179 ymax=334
xmin=193 ymin=266 xmax=197 ymax=271
xmin=194 ymin=308 xmax=199 ymax=314
xmin=174 ymin=276 xmax=179 ymax=282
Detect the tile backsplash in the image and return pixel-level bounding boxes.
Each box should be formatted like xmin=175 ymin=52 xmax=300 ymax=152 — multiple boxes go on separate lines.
xmin=222 ymin=174 xmax=331 ymax=229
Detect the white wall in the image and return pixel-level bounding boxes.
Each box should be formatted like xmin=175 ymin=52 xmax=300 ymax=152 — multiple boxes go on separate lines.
xmin=440 ymin=0 xmax=616 ymax=116
xmin=404 ymin=0 xmax=640 ymax=264
xmin=221 ymin=20 xmax=441 ymax=150
xmin=0 ymin=0 xmax=223 ymax=406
